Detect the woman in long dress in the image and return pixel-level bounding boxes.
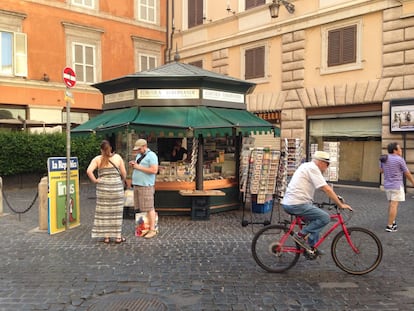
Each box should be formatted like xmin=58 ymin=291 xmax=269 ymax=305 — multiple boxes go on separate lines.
xmin=87 ymin=140 xmax=127 ymax=244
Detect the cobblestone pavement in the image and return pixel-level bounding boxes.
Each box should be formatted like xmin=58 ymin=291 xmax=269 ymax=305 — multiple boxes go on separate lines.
xmin=1 ymin=182 xmax=414 ymax=310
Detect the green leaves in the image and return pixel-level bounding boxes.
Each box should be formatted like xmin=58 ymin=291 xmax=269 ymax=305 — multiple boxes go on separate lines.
xmin=0 ymin=132 xmax=101 ymax=176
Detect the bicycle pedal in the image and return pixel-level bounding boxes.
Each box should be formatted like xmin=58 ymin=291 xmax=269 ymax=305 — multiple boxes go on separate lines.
xmin=304 ymin=249 xmax=318 ymax=260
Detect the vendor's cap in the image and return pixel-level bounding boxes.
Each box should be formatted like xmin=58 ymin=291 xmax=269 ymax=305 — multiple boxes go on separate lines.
xmin=133 ymin=139 xmax=147 ymax=150
xmin=312 ymin=151 xmax=330 ymax=163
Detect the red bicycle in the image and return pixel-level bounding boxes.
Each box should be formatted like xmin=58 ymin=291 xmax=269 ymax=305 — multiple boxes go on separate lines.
xmin=251 ymin=198 xmax=383 ymax=275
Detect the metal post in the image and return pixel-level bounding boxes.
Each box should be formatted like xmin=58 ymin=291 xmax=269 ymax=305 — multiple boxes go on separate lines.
xmin=0 ymin=177 xmax=3 ymax=215
xmin=403 ymin=132 xmax=407 ymax=192
xmin=196 ymin=135 xmax=204 ymax=190
xmin=65 ymin=88 xmax=71 ymax=230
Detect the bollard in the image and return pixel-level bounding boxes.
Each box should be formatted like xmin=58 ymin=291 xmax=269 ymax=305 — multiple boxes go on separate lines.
xmin=38 ymin=176 xmax=48 ymax=231
xmin=0 ymin=177 xmax=3 ymax=215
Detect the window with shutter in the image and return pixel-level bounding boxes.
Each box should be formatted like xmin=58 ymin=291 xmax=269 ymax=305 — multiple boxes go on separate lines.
xmin=63 ymin=22 xmax=102 ymax=84
xmin=0 ymin=31 xmax=27 ymax=77
xmin=189 ymin=60 xmax=203 ymax=68
xmin=137 ymin=0 xmax=156 ymax=24
xmin=245 ymin=46 xmax=265 ymax=80
xmin=188 ymin=0 xmax=203 ymax=28
xmin=139 ymin=54 xmax=157 ymax=71
xmin=71 ymin=0 xmax=96 ymax=9
xmin=73 ymin=43 xmax=96 ymax=83
xmin=328 ymin=25 xmax=356 ymax=67
xmin=321 ymin=20 xmax=362 ymax=74
xmin=246 ymin=0 xmax=266 ymax=10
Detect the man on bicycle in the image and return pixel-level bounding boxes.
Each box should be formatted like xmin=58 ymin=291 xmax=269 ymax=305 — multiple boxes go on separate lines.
xmin=281 ymin=151 xmax=352 ymax=254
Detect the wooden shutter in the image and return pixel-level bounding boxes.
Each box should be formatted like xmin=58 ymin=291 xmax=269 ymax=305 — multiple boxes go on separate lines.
xmin=246 ymin=0 xmax=265 ymax=10
xmin=342 ymin=25 xmax=356 ymax=64
xmin=189 ymin=60 xmax=203 ymax=68
xmin=188 ymin=0 xmax=203 ymax=28
xmin=245 ymin=46 xmax=265 ymax=79
xmin=328 ymin=25 xmax=356 ymax=67
xmin=14 ymin=32 xmax=27 ymax=77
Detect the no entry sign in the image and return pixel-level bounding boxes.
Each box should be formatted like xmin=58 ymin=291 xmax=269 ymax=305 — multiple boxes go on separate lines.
xmin=63 ymin=67 xmax=76 ymax=88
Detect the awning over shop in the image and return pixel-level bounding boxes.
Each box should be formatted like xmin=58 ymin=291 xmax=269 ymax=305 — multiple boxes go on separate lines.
xmin=309 ymin=117 xmax=381 ymax=137
xmin=72 ymin=106 xmax=275 ymax=137
xmin=208 ymin=107 xmax=279 ymax=135
xmin=71 ymin=107 xmax=138 ymax=134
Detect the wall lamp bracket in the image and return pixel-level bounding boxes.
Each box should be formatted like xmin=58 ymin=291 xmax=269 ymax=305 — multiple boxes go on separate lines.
xmin=269 ymin=0 xmax=295 ymax=18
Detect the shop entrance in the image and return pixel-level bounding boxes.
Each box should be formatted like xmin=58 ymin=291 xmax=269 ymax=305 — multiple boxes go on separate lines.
xmin=323 ymin=139 xmax=381 ymax=186
xmin=309 ymin=115 xmax=382 ymax=187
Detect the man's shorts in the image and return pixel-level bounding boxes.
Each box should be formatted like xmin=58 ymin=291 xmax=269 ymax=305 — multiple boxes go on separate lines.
xmin=385 ymin=185 xmax=405 ymax=202
xmin=133 ymin=185 xmax=155 ymax=212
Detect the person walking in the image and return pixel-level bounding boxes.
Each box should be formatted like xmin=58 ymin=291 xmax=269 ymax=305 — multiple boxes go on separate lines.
xmin=281 ymin=151 xmax=352 ymax=255
xmin=380 ymin=142 xmax=414 ymax=232
xmin=87 ymin=140 xmax=127 ymax=244
xmin=129 ymin=139 xmax=159 ymax=239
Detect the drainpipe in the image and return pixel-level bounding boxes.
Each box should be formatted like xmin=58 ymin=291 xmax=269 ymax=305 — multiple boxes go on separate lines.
xmin=165 ymin=0 xmax=175 ymax=63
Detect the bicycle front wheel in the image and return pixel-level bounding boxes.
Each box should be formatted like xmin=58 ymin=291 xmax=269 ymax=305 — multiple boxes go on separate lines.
xmin=251 ymin=224 xmax=300 ymax=273
xmin=331 ymin=227 xmax=383 ymax=275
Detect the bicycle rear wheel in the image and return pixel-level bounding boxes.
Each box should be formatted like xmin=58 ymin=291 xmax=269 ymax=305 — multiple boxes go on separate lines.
xmin=251 ymin=224 xmax=300 ymax=273
xmin=331 ymin=227 xmax=383 ymax=275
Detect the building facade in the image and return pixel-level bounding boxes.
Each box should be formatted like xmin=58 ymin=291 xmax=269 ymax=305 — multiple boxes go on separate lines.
xmin=0 ymin=0 xmax=166 ymax=130
xmin=169 ymin=0 xmax=414 ymax=186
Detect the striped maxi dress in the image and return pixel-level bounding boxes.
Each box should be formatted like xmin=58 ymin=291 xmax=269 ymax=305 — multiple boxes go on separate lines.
xmin=91 ymin=166 xmax=124 ymax=238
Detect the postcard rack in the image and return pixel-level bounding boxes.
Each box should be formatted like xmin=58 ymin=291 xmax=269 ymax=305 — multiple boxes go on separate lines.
xmin=240 ymin=147 xmax=284 ymax=230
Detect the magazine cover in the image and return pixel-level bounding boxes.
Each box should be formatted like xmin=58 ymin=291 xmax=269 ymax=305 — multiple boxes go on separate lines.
xmin=47 ymin=157 xmax=80 ymax=234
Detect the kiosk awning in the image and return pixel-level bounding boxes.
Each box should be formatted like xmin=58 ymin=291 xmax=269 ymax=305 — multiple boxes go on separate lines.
xmin=72 ymin=106 xmax=275 ymax=137
xmin=72 ymin=107 xmax=138 ymax=134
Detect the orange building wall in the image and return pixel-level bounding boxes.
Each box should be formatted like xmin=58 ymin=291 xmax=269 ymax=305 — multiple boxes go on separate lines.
xmin=0 ymin=0 xmax=166 ymax=117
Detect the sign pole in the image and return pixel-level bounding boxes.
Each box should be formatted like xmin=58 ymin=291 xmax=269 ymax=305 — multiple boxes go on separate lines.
xmin=62 ymin=67 xmax=76 ymax=230
xmin=65 ymin=88 xmax=71 ymax=230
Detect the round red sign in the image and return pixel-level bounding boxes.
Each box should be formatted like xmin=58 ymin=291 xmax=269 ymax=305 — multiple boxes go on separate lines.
xmin=63 ymin=67 xmax=76 ymax=88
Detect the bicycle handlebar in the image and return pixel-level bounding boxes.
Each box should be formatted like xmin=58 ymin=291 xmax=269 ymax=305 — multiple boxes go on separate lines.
xmin=314 ymin=201 xmax=337 ymax=210
xmin=314 ymin=196 xmax=351 ymax=212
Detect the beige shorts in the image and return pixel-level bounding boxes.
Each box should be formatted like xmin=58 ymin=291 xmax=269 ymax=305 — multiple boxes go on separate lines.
xmin=385 ymin=186 xmax=405 ymax=202
xmin=133 ymin=185 xmax=155 ymax=212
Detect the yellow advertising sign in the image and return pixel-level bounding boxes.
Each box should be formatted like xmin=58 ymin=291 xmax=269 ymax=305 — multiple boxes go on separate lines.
xmin=47 ymin=157 xmax=80 ymax=234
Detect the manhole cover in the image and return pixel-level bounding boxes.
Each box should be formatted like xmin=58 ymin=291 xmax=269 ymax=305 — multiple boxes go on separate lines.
xmin=88 ymin=293 xmax=169 ymax=311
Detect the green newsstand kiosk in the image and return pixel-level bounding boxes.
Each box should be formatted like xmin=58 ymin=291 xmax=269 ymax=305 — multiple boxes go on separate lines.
xmin=72 ymin=62 xmax=277 ymax=218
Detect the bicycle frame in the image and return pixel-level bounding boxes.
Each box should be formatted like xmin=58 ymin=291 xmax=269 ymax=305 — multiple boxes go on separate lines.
xmin=252 ymin=201 xmax=383 ymax=274
xmin=280 ymin=207 xmax=359 ymax=254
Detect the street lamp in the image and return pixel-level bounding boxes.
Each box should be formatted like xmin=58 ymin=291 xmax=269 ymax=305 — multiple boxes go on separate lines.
xmin=269 ymin=0 xmax=295 ymax=18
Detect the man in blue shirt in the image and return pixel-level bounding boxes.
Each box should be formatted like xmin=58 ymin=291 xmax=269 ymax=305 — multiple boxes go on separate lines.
xmin=129 ymin=139 xmax=159 ymax=239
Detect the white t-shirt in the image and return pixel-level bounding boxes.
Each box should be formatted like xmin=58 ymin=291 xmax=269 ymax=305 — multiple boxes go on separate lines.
xmin=281 ymin=161 xmax=327 ymax=205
